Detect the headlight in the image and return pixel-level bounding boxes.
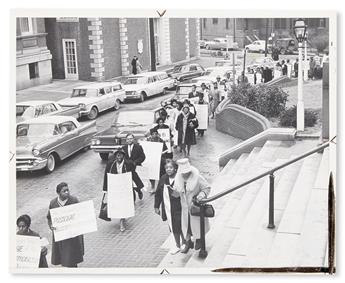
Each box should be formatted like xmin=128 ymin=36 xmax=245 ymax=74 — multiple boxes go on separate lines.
xmin=79 ymin=103 xmax=86 ymax=110
xmin=32 ymin=149 xmax=40 ymax=156
xmin=91 ymin=139 xmax=101 ymax=145
xmin=114 ymin=138 xmax=120 ymax=145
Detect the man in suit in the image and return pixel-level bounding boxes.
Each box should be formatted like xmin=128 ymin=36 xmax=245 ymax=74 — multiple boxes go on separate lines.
xmin=188 ymin=85 xmax=200 ymax=99
xmin=122 ymin=133 xmax=145 ymax=200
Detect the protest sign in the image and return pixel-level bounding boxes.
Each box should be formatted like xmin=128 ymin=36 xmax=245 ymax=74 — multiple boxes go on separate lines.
xmin=16 ymin=235 xmax=41 ymax=268
xmin=287 ymin=64 xmax=292 ymax=78
xmin=247 ymin=73 xmax=255 ymax=85
xmin=50 ymin=200 xmax=97 ymax=242
xmin=139 ymin=141 xmax=163 ymax=180
xmin=194 ymin=104 xmax=208 ymax=130
xmin=107 ymin=172 xmax=134 ymax=218
xmin=158 ymin=128 xmax=171 ymax=153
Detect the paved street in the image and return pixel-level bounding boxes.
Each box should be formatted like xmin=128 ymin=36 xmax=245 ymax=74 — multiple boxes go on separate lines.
xmin=16 ymin=82 xmax=242 ymax=267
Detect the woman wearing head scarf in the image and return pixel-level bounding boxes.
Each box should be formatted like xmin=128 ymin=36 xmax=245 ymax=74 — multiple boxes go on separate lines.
xmin=174 ymin=158 xmax=211 ymax=254
xmin=47 ymin=182 xmax=84 ymax=267
xmin=17 ymin=214 xmax=48 ymax=268
xmin=175 ymin=104 xmax=198 ymax=157
xmin=154 ymin=159 xmax=185 ymax=254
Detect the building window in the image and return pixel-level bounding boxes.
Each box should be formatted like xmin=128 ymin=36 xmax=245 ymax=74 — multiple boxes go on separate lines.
xmin=29 ymin=62 xmax=39 ymax=79
xmin=212 ymin=18 xmax=218 ymax=25
xmin=226 ymin=18 xmax=230 ymax=30
xmin=18 ymin=17 xmax=34 ymax=35
xmin=203 ymin=18 xmax=207 ymax=29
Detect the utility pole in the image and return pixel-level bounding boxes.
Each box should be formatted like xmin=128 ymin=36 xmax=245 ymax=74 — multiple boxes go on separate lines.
xmin=232 ymin=18 xmax=236 ymax=85
xmin=264 ymin=18 xmax=269 ymax=57
xmin=149 ymin=18 xmax=156 ymax=71
xmin=242 ymin=48 xmax=247 ymax=82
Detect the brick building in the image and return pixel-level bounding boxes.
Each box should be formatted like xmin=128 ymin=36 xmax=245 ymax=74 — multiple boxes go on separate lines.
xmin=16 ymin=17 xmax=53 ymax=90
xmin=200 ymin=18 xmax=329 ymax=47
xmin=44 ymin=17 xmax=200 ymax=82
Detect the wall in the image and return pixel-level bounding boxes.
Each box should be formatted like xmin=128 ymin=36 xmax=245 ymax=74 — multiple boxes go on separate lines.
xmin=188 ymin=18 xmax=198 ymax=58
xmin=169 ymin=18 xmax=187 ymax=63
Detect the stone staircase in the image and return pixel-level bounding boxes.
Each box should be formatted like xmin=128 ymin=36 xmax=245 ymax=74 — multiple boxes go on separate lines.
xmin=158 ymin=139 xmax=330 ymax=269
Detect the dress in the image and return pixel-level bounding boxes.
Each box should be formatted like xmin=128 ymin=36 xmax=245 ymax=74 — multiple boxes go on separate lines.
xmin=175 ymin=112 xmax=198 ymax=146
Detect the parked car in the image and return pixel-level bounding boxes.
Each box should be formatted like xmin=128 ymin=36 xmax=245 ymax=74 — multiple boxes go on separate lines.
xmin=123 ymin=71 xmax=176 ymax=102
xmin=204 ymin=66 xmax=242 ymax=82
xmin=248 ymin=57 xmax=275 ymax=70
xmin=90 ymin=108 xmax=163 ymax=160
xmin=16 ymin=100 xmax=80 ymax=123
xmin=245 ymin=40 xmax=267 ymax=53
xmin=58 ymin=81 xmax=125 ymax=120
xmin=205 ymin=38 xmax=239 ymax=50
xmin=16 ymin=116 xmax=97 ymax=173
xmin=275 ymin=38 xmax=297 ymax=55
xmin=167 ymin=63 xmax=206 ymax=82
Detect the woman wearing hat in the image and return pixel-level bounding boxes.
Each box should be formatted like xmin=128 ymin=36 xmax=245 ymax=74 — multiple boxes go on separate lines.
xmin=102 ymin=148 xmax=139 ymax=232
xmin=47 ymin=182 xmax=84 ymax=267
xmin=175 ymin=104 xmax=198 ymax=158
xmin=17 ymin=214 xmax=48 ymax=268
xmin=174 ymin=158 xmax=211 ymax=253
xmin=154 ymin=159 xmax=184 ymax=255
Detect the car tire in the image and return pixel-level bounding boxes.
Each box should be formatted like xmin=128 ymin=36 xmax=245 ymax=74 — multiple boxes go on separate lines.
xmin=140 ymin=92 xmax=146 ymax=102
xmin=114 ymin=99 xmax=121 ymax=111
xmin=45 ymin=154 xmax=56 ymax=173
xmin=162 ymin=88 xmax=168 ymax=95
xmin=88 ymin=107 xmax=98 ymax=120
xmin=99 ymin=153 xmax=109 ymax=160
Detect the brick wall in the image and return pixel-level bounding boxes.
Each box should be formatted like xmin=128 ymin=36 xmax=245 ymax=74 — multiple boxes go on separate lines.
xmin=189 ymin=18 xmax=198 ymax=58
xmin=169 ymin=18 xmax=187 ymax=63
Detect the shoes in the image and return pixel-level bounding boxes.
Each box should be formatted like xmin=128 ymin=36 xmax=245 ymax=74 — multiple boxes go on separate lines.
xmin=120 ymin=219 xmax=125 ymax=232
xmin=169 ymin=247 xmax=180 ymax=255
xmin=195 ymin=239 xmax=201 ymax=250
xmin=138 ymin=190 xmax=143 ymax=200
xmin=180 ymin=240 xmax=194 ymax=254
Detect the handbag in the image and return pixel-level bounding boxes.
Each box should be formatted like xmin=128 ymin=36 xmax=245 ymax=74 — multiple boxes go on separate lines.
xmin=190 ymin=197 xmax=215 ymax=218
xmin=99 ymin=193 xmax=111 ymax=221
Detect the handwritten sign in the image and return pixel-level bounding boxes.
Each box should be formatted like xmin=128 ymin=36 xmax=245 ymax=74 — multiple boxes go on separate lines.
xmin=50 ymin=200 xmax=97 ymax=242
xmin=139 ymin=141 xmax=163 ymax=180
xmin=194 ymin=104 xmax=208 ymax=130
xmin=16 ymin=235 xmax=41 ymax=268
xmin=158 ymin=128 xmax=171 ymax=153
xmin=107 ymin=172 xmax=135 ymax=218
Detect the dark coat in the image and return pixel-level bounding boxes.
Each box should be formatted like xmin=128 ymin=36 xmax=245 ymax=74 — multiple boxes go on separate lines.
xmin=122 ymin=144 xmax=146 ymax=167
xmin=102 ymin=158 xmax=141 ymax=192
xmin=175 ymin=112 xmax=198 ymax=146
xmin=16 ymin=229 xmax=48 ymax=268
xmin=47 ymin=196 xmax=84 ymax=267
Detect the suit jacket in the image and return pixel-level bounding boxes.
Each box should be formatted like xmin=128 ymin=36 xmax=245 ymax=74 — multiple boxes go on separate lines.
xmin=122 ymin=143 xmax=146 ymax=167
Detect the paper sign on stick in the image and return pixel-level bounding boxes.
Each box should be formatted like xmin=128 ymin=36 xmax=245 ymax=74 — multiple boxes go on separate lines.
xmin=139 ymin=141 xmax=163 ymax=180
xmin=107 ymin=172 xmax=134 ymax=218
xmin=50 ymin=200 xmax=97 ymax=242
xmin=194 ymin=104 xmax=208 ymax=130
xmin=16 ymin=235 xmax=41 ymax=268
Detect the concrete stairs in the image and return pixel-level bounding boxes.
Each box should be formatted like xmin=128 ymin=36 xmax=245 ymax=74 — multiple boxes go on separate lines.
xmin=158 ymin=139 xmax=330 ymax=269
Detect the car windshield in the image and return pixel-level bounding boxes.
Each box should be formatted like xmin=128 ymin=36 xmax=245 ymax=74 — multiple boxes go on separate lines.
xmin=16 ymin=105 xmax=34 ymax=117
xmin=172 ymin=65 xmax=183 ymax=72
xmin=114 ymin=111 xmax=153 ymax=126
xmin=124 ymin=77 xmax=147 ymax=85
xmin=17 ymin=123 xmax=58 ymax=137
xmin=71 ymin=89 xmax=98 ymax=97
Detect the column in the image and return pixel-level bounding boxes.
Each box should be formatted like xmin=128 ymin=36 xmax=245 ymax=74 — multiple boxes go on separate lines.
xmin=195 ymin=18 xmax=201 ymax=58
xmin=185 ymin=18 xmax=190 ymax=60
xmin=158 ymin=18 xmax=172 ymax=65
xmin=119 ymin=18 xmax=130 ymax=76
xmin=88 ymin=18 xmax=105 ymax=81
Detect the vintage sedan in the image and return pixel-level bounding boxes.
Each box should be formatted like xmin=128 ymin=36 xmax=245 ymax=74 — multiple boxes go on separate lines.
xmin=91 ymin=108 xmax=163 ymax=160
xmin=166 ymin=63 xmax=206 ymax=82
xmin=205 ymin=37 xmax=239 ymax=51
xmin=16 ymin=116 xmax=97 ymax=173
xmin=58 ymin=81 xmax=125 ymax=120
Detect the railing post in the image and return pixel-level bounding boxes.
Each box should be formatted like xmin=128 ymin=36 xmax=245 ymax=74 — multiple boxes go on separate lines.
xmin=267 ymin=172 xmax=275 ymax=229
xmin=198 ymin=204 xmax=208 ymax=258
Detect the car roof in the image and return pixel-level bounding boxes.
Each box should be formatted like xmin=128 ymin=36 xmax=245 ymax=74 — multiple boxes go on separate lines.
xmin=126 ymin=71 xmax=168 ymax=78
xmin=73 ymin=81 xmax=122 ymax=90
xmin=18 ymin=115 xmax=78 ymax=125
xmin=276 ymin=37 xmax=295 ymax=41
xmin=16 ymin=100 xmax=56 ymax=106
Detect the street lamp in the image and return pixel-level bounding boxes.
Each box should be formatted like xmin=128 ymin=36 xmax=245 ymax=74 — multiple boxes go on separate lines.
xmin=304 ymin=31 xmax=308 ymax=81
xmin=294 ymin=18 xmax=307 ymax=131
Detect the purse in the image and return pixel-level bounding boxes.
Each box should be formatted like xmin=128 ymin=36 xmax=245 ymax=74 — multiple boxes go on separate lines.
xmin=190 ymin=196 xmax=215 ymax=218
xmin=99 ymin=193 xmax=111 ymax=221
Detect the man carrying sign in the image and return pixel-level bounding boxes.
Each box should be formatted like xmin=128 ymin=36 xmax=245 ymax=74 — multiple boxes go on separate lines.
xmin=47 ymin=182 xmax=84 ymax=268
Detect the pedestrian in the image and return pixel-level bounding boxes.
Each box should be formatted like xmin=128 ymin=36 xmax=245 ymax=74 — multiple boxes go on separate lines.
xmin=294 ymin=58 xmax=299 ymax=78
xmin=173 ymin=158 xmax=211 ymax=253
xmin=196 ymin=93 xmax=207 ymax=137
xmin=146 ymin=128 xmax=169 ymax=193
xmin=282 ymin=60 xmax=287 ymax=76
xmin=237 ymin=71 xmax=249 ymax=84
xmin=200 ymin=83 xmax=210 ymax=103
xmin=136 ymin=57 xmax=143 ymax=74
xmin=131 ymin=56 xmax=138 ymax=75
xmin=17 ymin=214 xmax=48 ymax=268
xmin=47 ymin=182 xmax=84 ymax=268
xmin=209 ymin=83 xmax=221 ymax=119
xmin=183 ymin=99 xmax=196 ymax=115
xmin=286 ymin=59 xmax=292 ymax=78
xmin=122 ymin=133 xmax=145 ymax=200
xmin=154 ymin=159 xmax=185 ymax=255
xmin=151 ymin=117 xmax=173 ymax=159
xmin=309 ymin=57 xmax=316 ymax=80
xmin=175 ymin=105 xmax=198 ymax=158
xmin=102 ymin=148 xmax=139 ymax=231
xmin=188 ymin=85 xmax=200 ymax=99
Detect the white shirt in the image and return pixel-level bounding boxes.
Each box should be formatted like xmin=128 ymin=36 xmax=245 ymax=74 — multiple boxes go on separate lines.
xmin=128 ymin=144 xmax=133 ymax=158
xmin=57 ymin=197 xmax=68 ymax=207
xmin=116 ymin=160 xmax=124 ymax=173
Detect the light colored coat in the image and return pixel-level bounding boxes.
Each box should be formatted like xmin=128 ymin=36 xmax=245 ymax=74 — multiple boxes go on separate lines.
xmin=174 ymin=166 xmax=211 ymax=239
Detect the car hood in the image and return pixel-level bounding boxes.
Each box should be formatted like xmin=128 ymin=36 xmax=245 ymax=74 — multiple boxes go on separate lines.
xmin=97 ymin=124 xmax=151 ymax=138
xmin=123 ymin=85 xmax=147 ymax=92
xmin=16 ymin=136 xmax=55 ymax=156
xmin=58 ymin=97 xmax=98 ymax=106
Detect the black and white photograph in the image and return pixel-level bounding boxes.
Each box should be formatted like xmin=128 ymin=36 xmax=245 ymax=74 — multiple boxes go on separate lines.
xmin=9 ymin=9 xmax=337 ymax=274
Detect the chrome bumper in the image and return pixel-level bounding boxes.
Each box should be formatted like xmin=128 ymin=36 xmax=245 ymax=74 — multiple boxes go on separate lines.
xmin=90 ymin=145 xmax=122 ymax=153
xmin=16 ymin=157 xmax=47 ymax=171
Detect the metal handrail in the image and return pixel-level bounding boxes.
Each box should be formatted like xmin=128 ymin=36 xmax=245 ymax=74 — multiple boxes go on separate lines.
xmin=196 ymin=136 xmax=336 ymax=259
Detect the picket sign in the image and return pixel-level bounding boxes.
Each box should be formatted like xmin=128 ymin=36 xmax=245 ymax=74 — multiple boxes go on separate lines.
xmin=194 ymin=104 xmax=208 ymax=130
xmin=16 ymin=235 xmax=41 ymax=268
xmin=139 ymin=141 xmax=163 ymax=180
xmin=158 ymin=128 xmax=172 ymax=153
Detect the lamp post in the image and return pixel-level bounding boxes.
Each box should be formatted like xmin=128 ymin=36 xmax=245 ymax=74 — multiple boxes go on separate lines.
xmin=304 ymin=31 xmax=308 ymax=81
xmin=294 ymin=18 xmax=307 ymax=131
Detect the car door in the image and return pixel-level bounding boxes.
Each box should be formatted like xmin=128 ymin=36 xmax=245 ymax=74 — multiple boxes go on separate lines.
xmin=112 ymin=84 xmax=125 ymax=103
xmin=57 ymin=121 xmax=80 ymax=158
xmin=97 ymin=87 xmax=109 ymax=111
xmin=105 ymin=85 xmax=117 ymax=109
xmin=152 ymin=75 xmax=162 ymax=94
xmin=42 ymin=103 xmax=58 ymax=117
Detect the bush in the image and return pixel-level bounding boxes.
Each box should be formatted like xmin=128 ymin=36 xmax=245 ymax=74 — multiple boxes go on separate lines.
xmin=279 ymin=106 xmax=318 ymax=127
xmin=228 ymin=83 xmax=288 ymax=118
xmin=309 ymin=33 xmax=329 ymax=54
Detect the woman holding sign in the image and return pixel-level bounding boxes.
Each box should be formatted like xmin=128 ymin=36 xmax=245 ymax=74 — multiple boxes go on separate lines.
xmin=154 ymin=160 xmax=184 ymax=255
xmin=175 ymin=105 xmax=198 ymax=158
xmin=17 ymin=214 xmax=48 ymax=268
xmin=47 ymin=182 xmax=84 ymax=268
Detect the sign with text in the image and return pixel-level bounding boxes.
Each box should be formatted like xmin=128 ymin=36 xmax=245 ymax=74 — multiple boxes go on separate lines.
xmin=16 ymin=235 xmax=41 ymax=268
xmin=139 ymin=141 xmax=163 ymax=180
xmin=50 ymin=200 xmax=97 ymax=242
xmin=107 ymin=172 xmax=135 ymax=218
xmin=195 ymin=104 xmax=208 ymax=130
xmin=158 ymin=128 xmax=171 ymax=153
